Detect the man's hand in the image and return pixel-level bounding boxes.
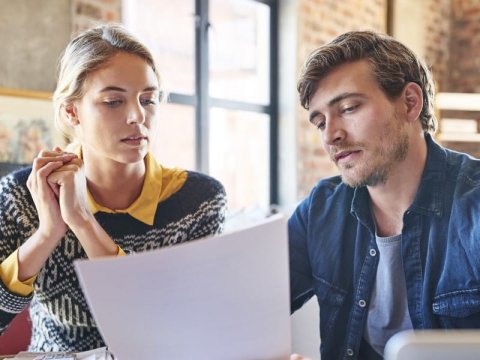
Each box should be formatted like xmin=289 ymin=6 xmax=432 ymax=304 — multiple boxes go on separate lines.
xmin=290 ymin=354 xmax=312 ymax=360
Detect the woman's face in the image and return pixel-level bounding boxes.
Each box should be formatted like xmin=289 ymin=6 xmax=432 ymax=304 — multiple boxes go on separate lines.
xmin=69 ymin=51 xmax=160 ymax=167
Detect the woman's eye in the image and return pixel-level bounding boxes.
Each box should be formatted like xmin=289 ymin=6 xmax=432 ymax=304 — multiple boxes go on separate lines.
xmin=103 ymin=99 xmax=123 ymax=107
xmin=141 ymin=98 xmax=156 ymax=106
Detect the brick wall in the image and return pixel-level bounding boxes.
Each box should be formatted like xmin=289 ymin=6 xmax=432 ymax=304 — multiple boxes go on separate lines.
xmin=295 ymin=0 xmax=387 ymax=198
xmin=449 ymin=0 xmax=480 ymax=92
xmin=294 ymin=0 xmax=455 ymax=198
xmin=423 ymin=0 xmax=451 ymax=92
xmin=441 ymin=0 xmax=480 ymax=157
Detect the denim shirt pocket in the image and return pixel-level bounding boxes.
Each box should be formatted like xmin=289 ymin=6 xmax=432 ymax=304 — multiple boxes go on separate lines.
xmin=312 ymin=274 xmax=347 ymax=343
xmin=432 ymin=288 xmax=480 ymax=328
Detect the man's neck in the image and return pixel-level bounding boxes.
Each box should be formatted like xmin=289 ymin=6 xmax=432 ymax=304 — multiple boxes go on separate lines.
xmin=368 ymin=134 xmax=428 ymax=237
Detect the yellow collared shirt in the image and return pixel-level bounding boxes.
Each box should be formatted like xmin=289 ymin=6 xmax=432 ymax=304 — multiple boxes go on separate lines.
xmin=0 ymin=152 xmax=187 ymax=296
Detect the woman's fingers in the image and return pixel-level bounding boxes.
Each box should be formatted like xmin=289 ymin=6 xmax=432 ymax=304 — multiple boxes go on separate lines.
xmin=29 ymin=150 xmax=78 ymax=189
xmin=50 ymin=158 xmax=83 ymax=173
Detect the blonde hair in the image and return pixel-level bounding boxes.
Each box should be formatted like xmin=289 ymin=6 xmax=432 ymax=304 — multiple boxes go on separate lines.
xmin=53 ymin=23 xmax=163 ymax=142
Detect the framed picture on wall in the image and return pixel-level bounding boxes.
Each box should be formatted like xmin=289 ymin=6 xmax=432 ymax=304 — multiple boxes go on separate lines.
xmin=0 ymin=87 xmax=65 ymax=165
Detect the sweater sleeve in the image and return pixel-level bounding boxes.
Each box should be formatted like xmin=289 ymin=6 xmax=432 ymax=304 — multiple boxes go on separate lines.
xmin=0 ymin=249 xmax=36 ymax=296
xmin=188 ymin=174 xmax=227 ymax=240
xmin=0 ymin=171 xmax=36 ymax=334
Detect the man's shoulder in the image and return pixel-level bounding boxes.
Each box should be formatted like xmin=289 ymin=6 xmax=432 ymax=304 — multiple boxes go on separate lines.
xmin=296 ymin=175 xmax=355 ymax=215
xmin=444 ymin=147 xmax=480 ymax=185
xmin=311 ymin=175 xmax=353 ymax=198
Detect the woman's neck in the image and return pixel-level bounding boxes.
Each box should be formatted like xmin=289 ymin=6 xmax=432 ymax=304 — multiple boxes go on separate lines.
xmin=84 ymin=156 xmax=146 ymax=210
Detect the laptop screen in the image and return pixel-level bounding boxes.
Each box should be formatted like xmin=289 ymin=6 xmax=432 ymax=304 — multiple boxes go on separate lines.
xmin=384 ymin=329 xmax=480 ymax=360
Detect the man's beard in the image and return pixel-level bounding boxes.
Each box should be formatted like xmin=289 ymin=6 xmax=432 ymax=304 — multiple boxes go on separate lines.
xmin=333 ymin=116 xmax=409 ymax=188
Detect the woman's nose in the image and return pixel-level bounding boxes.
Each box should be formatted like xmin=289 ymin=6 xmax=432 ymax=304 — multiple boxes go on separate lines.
xmin=127 ymin=102 xmax=146 ymax=124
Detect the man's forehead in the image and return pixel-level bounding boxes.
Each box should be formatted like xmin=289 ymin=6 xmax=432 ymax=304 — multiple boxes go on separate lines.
xmin=309 ymin=62 xmax=377 ymax=105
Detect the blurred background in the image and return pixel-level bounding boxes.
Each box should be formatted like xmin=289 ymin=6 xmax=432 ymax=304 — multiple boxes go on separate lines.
xmin=2 ymin=0 xmax=480 ymax=216
xmin=1 ymin=1 xmax=480 ymax=357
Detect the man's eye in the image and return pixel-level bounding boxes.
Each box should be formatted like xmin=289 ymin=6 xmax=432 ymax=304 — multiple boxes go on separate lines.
xmin=342 ymin=104 xmax=358 ymax=113
xmin=316 ymin=121 xmax=326 ymax=131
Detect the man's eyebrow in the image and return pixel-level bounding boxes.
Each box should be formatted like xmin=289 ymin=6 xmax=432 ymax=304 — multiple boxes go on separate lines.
xmin=327 ymin=92 xmax=364 ymax=106
xmin=309 ymin=92 xmax=365 ymax=123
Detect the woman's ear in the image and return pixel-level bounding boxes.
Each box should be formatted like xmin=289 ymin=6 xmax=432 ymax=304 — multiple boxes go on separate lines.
xmin=403 ymin=82 xmax=423 ymax=123
xmin=64 ymin=103 xmax=80 ymax=126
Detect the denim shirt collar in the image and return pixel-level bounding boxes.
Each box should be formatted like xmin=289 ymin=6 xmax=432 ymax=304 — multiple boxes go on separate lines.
xmin=350 ymin=133 xmax=446 ymax=227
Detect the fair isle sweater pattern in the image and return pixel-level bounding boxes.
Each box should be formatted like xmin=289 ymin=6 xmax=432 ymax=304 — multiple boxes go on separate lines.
xmin=0 ymin=167 xmax=227 ymax=351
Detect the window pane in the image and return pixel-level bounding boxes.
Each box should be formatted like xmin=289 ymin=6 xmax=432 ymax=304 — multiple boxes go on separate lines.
xmin=122 ymin=0 xmax=195 ymax=94
xmin=209 ymin=0 xmax=270 ymax=104
xmin=151 ymin=103 xmax=195 ymax=170
xmin=209 ymin=108 xmax=270 ymax=211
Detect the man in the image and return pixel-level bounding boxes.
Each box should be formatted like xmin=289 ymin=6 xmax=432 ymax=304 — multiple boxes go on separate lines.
xmin=288 ymin=31 xmax=480 ymax=360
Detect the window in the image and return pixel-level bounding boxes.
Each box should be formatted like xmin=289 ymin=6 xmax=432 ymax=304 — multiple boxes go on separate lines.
xmin=122 ymin=0 xmax=277 ymax=212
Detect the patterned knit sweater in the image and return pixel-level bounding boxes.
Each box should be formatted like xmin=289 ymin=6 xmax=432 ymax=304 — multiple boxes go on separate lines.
xmin=0 ymin=166 xmax=226 ymax=351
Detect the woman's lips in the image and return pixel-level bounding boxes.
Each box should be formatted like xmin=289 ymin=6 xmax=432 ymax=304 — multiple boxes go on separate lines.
xmin=121 ymin=135 xmax=148 ymax=146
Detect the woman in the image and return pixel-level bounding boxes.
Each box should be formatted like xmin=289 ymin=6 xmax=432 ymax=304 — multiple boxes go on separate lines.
xmin=0 ymin=24 xmax=226 ymax=352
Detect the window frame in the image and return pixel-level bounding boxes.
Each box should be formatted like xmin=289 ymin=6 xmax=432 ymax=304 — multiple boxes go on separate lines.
xmin=165 ymin=0 xmax=278 ymax=205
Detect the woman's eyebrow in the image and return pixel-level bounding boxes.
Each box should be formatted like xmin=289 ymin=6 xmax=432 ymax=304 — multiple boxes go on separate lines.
xmin=98 ymin=86 xmax=159 ymax=93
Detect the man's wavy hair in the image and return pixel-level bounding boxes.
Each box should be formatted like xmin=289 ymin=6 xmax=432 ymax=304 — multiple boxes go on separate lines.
xmin=297 ymin=31 xmax=437 ymax=133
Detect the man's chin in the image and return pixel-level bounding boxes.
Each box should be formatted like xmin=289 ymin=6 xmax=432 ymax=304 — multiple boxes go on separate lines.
xmin=341 ymin=172 xmax=387 ymax=188
xmin=341 ymin=176 xmax=361 ymax=188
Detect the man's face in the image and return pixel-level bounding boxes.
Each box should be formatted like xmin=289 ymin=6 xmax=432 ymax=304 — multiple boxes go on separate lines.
xmin=308 ymin=60 xmax=409 ymax=187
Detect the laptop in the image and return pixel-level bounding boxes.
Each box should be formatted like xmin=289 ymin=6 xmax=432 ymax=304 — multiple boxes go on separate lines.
xmin=384 ymin=329 xmax=480 ymax=360
xmin=74 ymin=214 xmax=291 ymax=360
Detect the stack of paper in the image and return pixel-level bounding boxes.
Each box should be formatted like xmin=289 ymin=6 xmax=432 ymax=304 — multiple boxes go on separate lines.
xmin=6 ymin=347 xmax=111 ymax=359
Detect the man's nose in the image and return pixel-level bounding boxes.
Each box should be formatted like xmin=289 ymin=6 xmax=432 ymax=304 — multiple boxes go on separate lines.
xmin=323 ymin=118 xmax=345 ymax=145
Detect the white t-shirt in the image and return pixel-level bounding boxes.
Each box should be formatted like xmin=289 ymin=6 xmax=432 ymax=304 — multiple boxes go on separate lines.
xmin=364 ymin=233 xmax=413 ymax=355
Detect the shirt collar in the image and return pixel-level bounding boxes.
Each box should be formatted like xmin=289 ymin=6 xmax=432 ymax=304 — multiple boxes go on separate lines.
xmin=350 ymin=133 xmax=447 ymax=223
xmin=76 ymin=147 xmax=187 ymax=225
xmin=408 ymin=133 xmax=447 ymax=217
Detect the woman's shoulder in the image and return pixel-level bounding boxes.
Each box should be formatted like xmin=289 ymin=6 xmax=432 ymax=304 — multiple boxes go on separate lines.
xmin=0 ymin=166 xmax=33 ymax=212
xmin=0 ymin=165 xmax=31 ymax=188
xmin=183 ymin=170 xmax=226 ymax=198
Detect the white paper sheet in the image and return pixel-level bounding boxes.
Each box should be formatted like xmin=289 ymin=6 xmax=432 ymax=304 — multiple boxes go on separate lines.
xmin=74 ymin=215 xmax=291 ymax=360
xmin=12 ymin=347 xmax=109 ymax=359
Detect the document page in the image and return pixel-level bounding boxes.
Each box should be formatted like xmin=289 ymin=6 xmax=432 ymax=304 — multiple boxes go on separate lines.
xmin=74 ymin=215 xmax=291 ymax=360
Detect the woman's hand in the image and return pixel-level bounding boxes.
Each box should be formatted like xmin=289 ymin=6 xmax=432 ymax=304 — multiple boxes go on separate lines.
xmin=19 ymin=148 xmax=78 ymax=281
xmin=26 ymin=148 xmax=78 ymax=241
xmin=46 ymin=155 xmax=91 ymax=230
xmin=46 ymin=152 xmax=120 ymax=259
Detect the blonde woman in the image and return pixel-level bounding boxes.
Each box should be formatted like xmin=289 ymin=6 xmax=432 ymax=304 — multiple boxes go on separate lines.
xmin=0 ymin=24 xmax=226 ymax=351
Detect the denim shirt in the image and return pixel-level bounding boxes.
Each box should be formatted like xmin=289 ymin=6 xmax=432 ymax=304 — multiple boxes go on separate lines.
xmin=288 ymin=134 xmax=480 ymax=360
